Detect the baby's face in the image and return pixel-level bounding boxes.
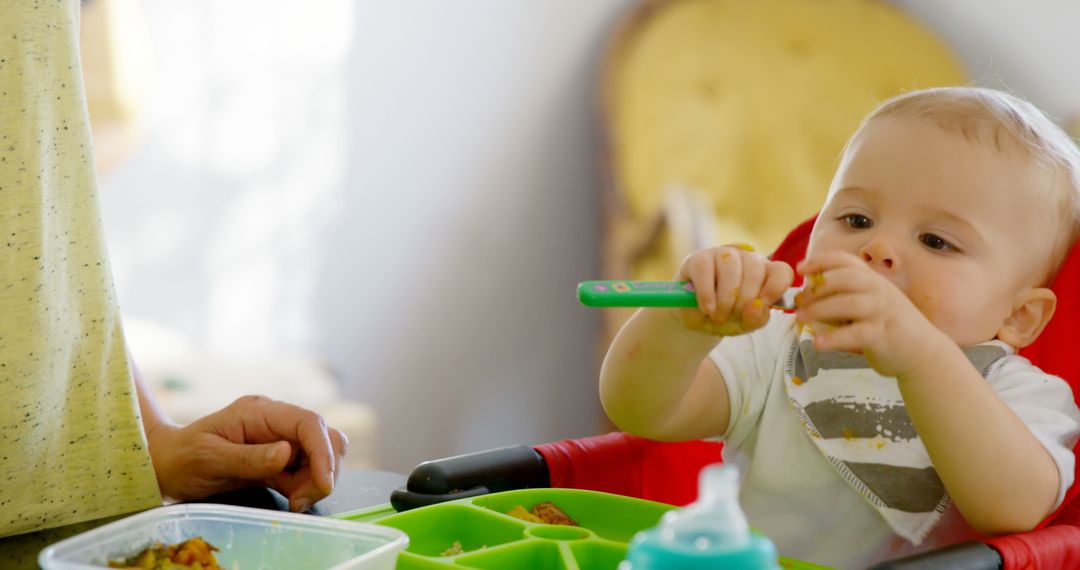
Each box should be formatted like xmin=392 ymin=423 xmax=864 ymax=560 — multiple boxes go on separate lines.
xmin=807 ymin=117 xmax=1054 ymax=347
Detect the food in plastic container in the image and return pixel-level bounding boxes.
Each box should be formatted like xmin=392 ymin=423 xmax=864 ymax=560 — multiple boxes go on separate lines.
xmin=107 ymin=536 xmax=222 ymax=569
xmin=39 ymin=504 xmax=408 ymax=570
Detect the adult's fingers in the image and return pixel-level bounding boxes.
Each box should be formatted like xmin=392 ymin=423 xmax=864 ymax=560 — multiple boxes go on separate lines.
xmin=209 ymin=440 xmax=292 ymax=481
xmin=265 ymin=467 xmax=320 ymax=513
xmin=294 ymin=413 xmax=336 ymax=494
xmin=328 ymin=428 xmax=348 ymax=486
xmin=267 ymin=430 xmax=345 ymax=512
xmin=227 ymin=396 xmax=337 ymax=496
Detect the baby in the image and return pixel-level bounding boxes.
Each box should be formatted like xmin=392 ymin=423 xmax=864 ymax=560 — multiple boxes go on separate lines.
xmin=599 ymin=87 xmax=1080 ymax=568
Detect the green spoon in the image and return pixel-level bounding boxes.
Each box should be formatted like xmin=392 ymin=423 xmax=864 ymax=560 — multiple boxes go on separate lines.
xmin=577 ymin=280 xmax=795 ymax=310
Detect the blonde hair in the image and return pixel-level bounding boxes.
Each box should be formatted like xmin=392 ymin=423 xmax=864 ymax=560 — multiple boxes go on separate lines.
xmin=852 ymin=87 xmax=1080 ymax=283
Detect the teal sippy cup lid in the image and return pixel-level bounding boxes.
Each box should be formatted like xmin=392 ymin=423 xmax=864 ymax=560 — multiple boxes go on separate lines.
xmin=620 ymin=464 xmax=779 ymax=570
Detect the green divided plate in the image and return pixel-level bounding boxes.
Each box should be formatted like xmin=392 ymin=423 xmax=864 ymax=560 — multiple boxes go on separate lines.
xmin=333 ymin=488 xmax=833 ymax=570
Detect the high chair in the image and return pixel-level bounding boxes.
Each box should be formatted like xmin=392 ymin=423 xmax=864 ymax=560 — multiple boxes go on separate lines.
xmin=394 ymin=216 xmax=1080 ymax=569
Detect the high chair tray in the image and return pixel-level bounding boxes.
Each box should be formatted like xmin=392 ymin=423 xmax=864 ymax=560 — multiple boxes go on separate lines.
xmin=333 ymin=488 xmax=831 ymax=569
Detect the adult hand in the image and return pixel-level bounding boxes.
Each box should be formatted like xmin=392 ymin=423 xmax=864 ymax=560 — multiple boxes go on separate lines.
xmin=146 ymin=395 xmax=348 ymax=513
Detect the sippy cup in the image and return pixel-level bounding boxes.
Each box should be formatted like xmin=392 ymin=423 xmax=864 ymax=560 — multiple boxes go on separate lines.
xmin=620 ymin=464 xmax=779 ymax=569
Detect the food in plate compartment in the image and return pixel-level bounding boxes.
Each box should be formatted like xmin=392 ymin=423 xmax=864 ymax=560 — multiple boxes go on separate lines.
xmin=506 ymin=501 xmax=578 ymax=526
xmin=440 ymin=540 xmax=465 ymax=557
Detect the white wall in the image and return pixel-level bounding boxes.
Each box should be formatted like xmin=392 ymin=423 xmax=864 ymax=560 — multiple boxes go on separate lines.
xmin=891 ymin=0 xmax=1080 ymax=122
xmin=98 ymin=0 xmax=1080 ymax=474
xmin=99 ymin=0 xmax=629 ymax=473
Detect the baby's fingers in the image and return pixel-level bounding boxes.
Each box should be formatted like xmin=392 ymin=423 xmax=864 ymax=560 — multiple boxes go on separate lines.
xmin=707 ymin=248 xmax=742 ymax=323
xmin=797 ymin=291 xmax=877 ymax=325
xmin=677 ymin=307 xmax=740 ymax=335
xmin=735 ymin=253 xmax=767 ymax=313
xmin=797 ymin=250 xmax=863 ymax=277
xmin=739 ymin=298 xmax=771 ymax=331
xmin=760 ymin=261 xmax=796 ymax=306
xmin=812 ymin=320 xmax=877 ymax=353
xmin=680 ymin=253 xmax=718 ymax=313
xmin=796 ymin=264 xmax=886 ymax=314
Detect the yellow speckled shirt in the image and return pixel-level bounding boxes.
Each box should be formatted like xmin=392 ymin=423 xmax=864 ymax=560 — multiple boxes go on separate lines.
xmin=0 ymin=0 xmax=162 ymax=537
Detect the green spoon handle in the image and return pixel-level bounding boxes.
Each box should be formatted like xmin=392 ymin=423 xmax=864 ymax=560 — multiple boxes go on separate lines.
xmin=577 ymin=280 xmax=697 ymax=307
xmin=577 ymin=280 xmax=796 ymax=310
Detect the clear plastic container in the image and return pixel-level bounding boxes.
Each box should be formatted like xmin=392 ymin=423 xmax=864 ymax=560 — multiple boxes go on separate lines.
xmin=39 ymin=504 xmax=408 ymax=570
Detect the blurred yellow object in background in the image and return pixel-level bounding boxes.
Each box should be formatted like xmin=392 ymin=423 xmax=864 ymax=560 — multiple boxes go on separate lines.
xmin=80 ymin=0 xmax=153 ymax=173
xmin=596 ymin=0 xmax=968 ymax=342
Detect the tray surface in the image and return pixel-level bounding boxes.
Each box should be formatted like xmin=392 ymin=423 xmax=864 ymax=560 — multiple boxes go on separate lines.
xmin=335 ymin=489 xmax=831 ymax=570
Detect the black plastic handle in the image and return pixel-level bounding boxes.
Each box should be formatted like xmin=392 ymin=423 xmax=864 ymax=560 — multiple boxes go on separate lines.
xmin=390 ymin=444 xmax=550 ymax=512
xmin=390 ymin=487 xmax=491 ymax=512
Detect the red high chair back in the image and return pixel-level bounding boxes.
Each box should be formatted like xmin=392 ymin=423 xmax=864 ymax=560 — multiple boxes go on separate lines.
xmin=535 ymin=214 xmax=1080 ymax=568
xmin=991 ymin=220 xmax=1080 ymax=568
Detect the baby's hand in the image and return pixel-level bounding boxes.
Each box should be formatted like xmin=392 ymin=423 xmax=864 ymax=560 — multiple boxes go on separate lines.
xmin=796 ymin=251 xmax=943 ymax=378
xmin=674 ymin=245 xmax=794 ymax=336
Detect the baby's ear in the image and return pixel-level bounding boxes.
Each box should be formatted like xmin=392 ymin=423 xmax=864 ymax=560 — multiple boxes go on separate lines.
xmin=998 ymin=288 xmax=1057 ymax=348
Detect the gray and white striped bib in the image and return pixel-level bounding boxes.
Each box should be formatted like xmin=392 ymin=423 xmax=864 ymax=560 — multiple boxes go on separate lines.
xmin=783 ymin=328 xmax=1008 ymax=544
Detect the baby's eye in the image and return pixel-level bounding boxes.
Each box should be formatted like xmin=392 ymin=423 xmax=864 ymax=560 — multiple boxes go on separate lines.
xmin=842 ymin=214 xmax=873 ymax=230
xmin=919 ymin=233 xmax=956 ymax=252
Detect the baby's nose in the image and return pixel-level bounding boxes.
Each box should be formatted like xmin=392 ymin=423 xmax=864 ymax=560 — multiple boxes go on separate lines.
xmin=860 ymin=240 xmax=896 ymax=270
